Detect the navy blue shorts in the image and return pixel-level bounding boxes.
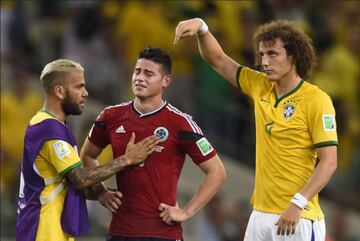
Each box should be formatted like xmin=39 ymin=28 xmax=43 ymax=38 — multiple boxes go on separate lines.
xmin=106 ymin=236 xmax=183 ymax=241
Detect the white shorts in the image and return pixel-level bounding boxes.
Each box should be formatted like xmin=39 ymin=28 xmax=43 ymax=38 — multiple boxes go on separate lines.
xmin=244 ymin=210 xmax=326 ymax=241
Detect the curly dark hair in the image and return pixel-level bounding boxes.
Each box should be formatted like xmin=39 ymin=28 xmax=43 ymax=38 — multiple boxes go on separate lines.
xmin=253 ymin=20 xmax=317 ymax=80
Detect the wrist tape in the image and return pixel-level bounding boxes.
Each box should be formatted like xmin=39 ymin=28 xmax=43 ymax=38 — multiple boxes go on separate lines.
xmin=197 ymin=18 xmax=209 ymax=35
xmin=291 ymin=193 xmax=308 ymax=210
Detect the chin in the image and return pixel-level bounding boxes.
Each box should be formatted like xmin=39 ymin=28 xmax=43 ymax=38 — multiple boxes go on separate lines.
xmin=266 ymin=76 xmax=277 ymax=82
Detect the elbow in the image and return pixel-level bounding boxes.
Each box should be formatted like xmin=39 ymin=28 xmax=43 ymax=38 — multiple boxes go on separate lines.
xmin=330 ymin=159 xmax=337 ymax=175
xmin=218 ymin=165 xmax=227 ymax=186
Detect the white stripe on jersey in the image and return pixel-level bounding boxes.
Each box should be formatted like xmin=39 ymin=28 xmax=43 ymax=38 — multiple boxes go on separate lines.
xmin=166 ymin=104 xmax=203 ymax=134
xmin=95 ymin=101 xmax=132 ymax=120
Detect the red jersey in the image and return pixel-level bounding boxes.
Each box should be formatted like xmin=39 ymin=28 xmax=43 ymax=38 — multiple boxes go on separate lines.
xmin=88 ymin=101 xmax=217 ymax=239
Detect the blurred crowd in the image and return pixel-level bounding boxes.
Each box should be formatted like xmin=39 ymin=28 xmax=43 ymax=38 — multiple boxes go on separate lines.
xmin=1 ymin=1 xmax=359 ymax=240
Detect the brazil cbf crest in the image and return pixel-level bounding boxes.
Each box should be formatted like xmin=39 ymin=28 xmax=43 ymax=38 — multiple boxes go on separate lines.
xmin=283 ymin=100 xmax=297 ymax=119
xmin=154 ymin=127 xmax=169 ymax=142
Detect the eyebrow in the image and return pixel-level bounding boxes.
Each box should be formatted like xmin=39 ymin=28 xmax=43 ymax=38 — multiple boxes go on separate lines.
xmin=259 ymin=49 xmax=279 ymax=55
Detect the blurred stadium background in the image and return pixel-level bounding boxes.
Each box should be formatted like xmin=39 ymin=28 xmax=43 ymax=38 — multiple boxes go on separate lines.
xmin=1 ymin=1 xmax=359 ymax=241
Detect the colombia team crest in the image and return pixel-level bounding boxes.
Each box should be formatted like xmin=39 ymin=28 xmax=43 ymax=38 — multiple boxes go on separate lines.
xmin=283 ymin=99 xmax=297 ymax=119
xmin=154 ymin=126 xmax=169 ymax=142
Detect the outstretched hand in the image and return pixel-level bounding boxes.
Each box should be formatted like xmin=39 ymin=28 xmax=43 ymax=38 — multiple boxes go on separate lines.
xmin=124 ymin=132 xmax=159 ymax=166
xmin=174 ymin=18 xmax=204 ymax=44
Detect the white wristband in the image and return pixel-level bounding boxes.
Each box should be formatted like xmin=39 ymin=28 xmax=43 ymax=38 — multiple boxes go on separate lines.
xmin=291 ymin=193 xmax=308 ymax=210
xmin=197 ymin=18 xmax=208 ymax=35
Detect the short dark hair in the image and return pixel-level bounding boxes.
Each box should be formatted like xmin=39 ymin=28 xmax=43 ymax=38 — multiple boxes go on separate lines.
xmin=254 ymin=20 xmax=317 ymax=80
xmin=138 ymin=47 xmax=172 ymax=75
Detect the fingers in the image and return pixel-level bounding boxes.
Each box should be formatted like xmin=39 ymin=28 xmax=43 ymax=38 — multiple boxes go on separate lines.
xmin=112 ymin=195 xmax=122 ymax=207
xmin=174 ymin=22 xmax=185 ymax=44
xmin=103 ymin=199 xmax=120 ymax=213
xmin=159 ymin=203 xmax=173 ymax=225
xmin=173 ymin=20 xmax=198 ymax=45
xmin=99 ymin=190 xmax=123 ymax=213
xmin=129 ymin=132 xmax=135 ymax=145
xmin=115 ymin=191 xmax=123 ymax=199
xmin=142 ymin=136 xmax=160 ymax=153
xmin=159 ymin=203 xmax=170 ymax=211
xmin=276 ymin=220 xmax=296 ymax=236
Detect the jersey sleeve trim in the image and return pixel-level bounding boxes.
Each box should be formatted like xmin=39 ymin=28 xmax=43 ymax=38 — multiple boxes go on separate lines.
xmin=236 ymin=66 xmax=242 ymax=90
xmin=314 ymin=141 xmax=338 ymax=148
xmin=59 ymin=160 xmax=83 ymax=176
xmin=94 ymin=121 xmax=107 ymax=130
xmin=179 ymin=131 xmax=203 ymax=141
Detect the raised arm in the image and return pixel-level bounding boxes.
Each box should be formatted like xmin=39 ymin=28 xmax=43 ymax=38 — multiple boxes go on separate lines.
xmin=159 ymin=154 xmax=226 ymax=224
xmin=174 ymin=18 xmax=240 ymax=87
xmin=66 ymin=133 xmax=159 ymax=189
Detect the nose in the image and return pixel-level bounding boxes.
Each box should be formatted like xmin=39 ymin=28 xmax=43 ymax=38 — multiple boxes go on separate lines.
xmin=136 ymin=72 xmax=145 ymax=82
xmin=262 ymin=55 xmax=269 ymax=67
xmin=83 ymin=88 xmax=89 ymax=97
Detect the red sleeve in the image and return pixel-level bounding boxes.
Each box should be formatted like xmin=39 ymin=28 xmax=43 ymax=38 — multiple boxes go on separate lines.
xmin=88 ymin=109 xmax=109 ymax=149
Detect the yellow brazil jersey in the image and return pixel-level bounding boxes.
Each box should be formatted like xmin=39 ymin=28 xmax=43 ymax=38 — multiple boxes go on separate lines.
xmin=237 ymin=66 xmax=338 ymax=221
xmin=31 ymin=111 xmax=81 ymax=241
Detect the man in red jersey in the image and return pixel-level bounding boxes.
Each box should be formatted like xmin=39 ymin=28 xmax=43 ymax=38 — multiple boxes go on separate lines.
xmin=80 ymin=47 xmax=226 ymax=241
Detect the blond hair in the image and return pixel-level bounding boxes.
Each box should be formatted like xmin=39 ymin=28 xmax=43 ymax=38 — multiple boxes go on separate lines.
xmin=40 ymin=59 xmax=84 ymax=93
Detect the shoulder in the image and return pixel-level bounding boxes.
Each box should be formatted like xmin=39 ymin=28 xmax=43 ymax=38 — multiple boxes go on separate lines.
xmin=301 ymin=82 xmax=335 ymax=115
xmin=27 ymin=116 xmax=68 ymax=141
xmin=99 ymin=101 xmax=132 ymax=118
xmin=165 ymin=103 xmax=203 ymax=134
xmin=302 ymin=81 xmax=333 ymax=104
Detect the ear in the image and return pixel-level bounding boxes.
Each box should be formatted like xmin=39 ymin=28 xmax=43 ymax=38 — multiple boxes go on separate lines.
xmin=162 ymin=75 xmax=172 ymax=89
xmin=54 ymin=85 xmax=66 ymax=100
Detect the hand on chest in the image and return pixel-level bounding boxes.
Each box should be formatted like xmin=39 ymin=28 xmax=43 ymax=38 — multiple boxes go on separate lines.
xmin=109 ymin=117 xmax=174 ymax=154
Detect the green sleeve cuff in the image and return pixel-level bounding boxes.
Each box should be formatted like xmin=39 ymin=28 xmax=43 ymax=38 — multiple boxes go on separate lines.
xmin=59 ymin=160 xmax=83 ymax=176
xmin=314 ymin=141 xmax=338 ymax=148
xmin=236 ymin=66 xmax=242 ymax=90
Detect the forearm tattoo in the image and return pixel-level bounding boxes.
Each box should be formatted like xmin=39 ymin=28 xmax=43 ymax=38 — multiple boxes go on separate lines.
xmin=67 ymin=156 xmax=127 ymax=189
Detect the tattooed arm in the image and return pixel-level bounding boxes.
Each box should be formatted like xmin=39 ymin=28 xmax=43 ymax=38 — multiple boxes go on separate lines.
xmin=66 ymin=133 xmax=159 ymax=189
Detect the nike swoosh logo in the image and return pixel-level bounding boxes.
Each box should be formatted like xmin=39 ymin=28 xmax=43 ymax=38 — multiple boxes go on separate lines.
xmin=260 ymin=98 xmax=270 ymax=103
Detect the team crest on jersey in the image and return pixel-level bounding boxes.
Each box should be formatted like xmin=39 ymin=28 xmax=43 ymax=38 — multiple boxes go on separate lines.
xmin=154 ymin=127 xmax=169 ymax=142
xmin=283 ymin=100 xmax=297 ymax=119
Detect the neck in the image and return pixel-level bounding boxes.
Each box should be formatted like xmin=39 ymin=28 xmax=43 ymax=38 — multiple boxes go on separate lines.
xmin=274 ymin=72 xmax=302 ymax=98
xmin=43 ymin=98 xmax=65 ymax=122
xmin=134 ymin=97 xmax=165 ymax=114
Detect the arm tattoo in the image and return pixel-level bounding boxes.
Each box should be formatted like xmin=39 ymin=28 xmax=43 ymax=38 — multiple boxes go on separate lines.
xmin=66 ymin=156 xmax=128 ymax=189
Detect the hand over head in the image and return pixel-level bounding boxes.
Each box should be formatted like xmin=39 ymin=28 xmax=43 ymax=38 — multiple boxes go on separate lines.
xmin=174 ymin=18 xmax=204 ymax=44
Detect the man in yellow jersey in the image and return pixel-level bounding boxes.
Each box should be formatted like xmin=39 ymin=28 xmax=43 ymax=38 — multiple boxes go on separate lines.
xmin=16 ymin=59 xmax=159 ymax=241
xmin=173 ymin=19 xmax=338 ymax=241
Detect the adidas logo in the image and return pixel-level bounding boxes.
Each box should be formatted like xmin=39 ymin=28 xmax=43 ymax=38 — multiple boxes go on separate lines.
xmin=115 ymin=125 xmax=126 ymax=133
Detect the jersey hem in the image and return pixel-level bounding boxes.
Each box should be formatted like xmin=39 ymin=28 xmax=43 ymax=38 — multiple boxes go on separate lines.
xmin=253 ymin=206 xmax=324 ymax=221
